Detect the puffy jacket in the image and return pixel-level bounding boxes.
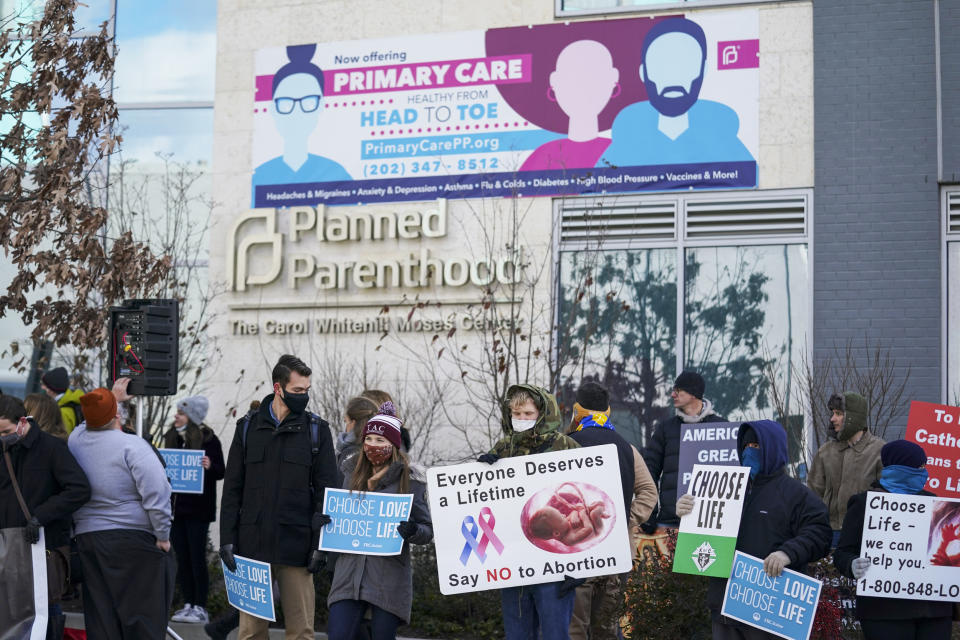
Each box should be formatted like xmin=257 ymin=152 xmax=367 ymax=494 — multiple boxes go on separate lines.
xmin=569 ymin=419 xmax=636 ymax=517
xmin=327 ymin=462 xmax=432 ymax=623
xmin=708 ymin=420 xmax=832 ymax=621
xmin=834 ymin=483 xmax=953 ymax=621
xmin=164 ymin=425 xmax=226 ymax=523
xmin=57 ymin=388 xmax=85 ymax=434
xmin=0 ymin=420 xmax=90 ymax=549
xmin=220 ymin=395 xmax=338 ymax=566
xmin=807 ymin=429 xmax=884 ymax=529
xmin=488 ymin=384 xmax=579 ymax=459
xmin=641 ymin=400 xmax=725 ymax=526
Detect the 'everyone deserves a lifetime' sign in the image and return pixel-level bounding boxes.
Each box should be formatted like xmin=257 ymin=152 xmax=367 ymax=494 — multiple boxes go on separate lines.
xmin=222 ymin=555 xmax=275 ymax=621
xmin=722 ymin=551 xmax=822 ymax=640
xmin=857 ymin=491 xmax=960 ymax=600
xmin=318 ymin=488 xmax=414 ymax=555
xmin=158 ymin=449 xmax=204 ymax=494
xmin=673 ymin=464 xmax=749 ymax=578
xmin=427 ymin=444 xmax=631 ymax=594
xmin=677 ymin=422 xmax=741 ymax=495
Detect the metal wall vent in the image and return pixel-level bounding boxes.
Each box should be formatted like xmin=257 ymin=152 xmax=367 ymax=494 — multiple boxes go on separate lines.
xmin=685 ymin=196 xmax=807 ymax=238
xmin=560 ymin=200 xmax=677 ymax=243
xmin=948 ymin=192 xmax=960 ymax=235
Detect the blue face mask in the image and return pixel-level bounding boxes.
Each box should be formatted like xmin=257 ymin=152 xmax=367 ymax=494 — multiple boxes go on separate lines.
xmin=742 ymin=446 xmax=762 ymax=478
xmin=878 ymin=465 xmax=929 ymax=495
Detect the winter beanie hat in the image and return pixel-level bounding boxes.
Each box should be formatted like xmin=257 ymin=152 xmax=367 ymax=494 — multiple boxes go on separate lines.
xmin=881 ymin=440 xmax=926 ymax=468
xmin=178 ymin=396 xmax=209 ymax=426
xmin=674 ymin=371 xmax=705 ymax=399
xmin=79 ymin=388 xmax=117 ymax=429
xmin=363 ymin=401 xmax=403 ymax=449
xmin=42 ymin=367 xmax=69 ymax=394
xmin=837 ymin=391 xmax=868 ymax=441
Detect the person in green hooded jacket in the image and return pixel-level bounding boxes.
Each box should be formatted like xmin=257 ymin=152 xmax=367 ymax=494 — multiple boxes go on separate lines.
xmin=477 ymin=384 xmax=581 ymax=640
xmin=807 ymin=391 xmax=885 ymax=545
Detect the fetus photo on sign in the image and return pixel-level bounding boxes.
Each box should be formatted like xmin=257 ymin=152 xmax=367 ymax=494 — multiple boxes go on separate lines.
xmin=520 ymin=482 xmax=615 ymax=553
xmin=929 ymin=500 xmax=960 ymax=567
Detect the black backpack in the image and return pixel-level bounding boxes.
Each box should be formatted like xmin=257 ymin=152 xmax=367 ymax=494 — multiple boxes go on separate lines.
xmin=237 ymin=409 xmax=325 ymax=456
xmin=63 ymin=401 xmax=84 ymax=426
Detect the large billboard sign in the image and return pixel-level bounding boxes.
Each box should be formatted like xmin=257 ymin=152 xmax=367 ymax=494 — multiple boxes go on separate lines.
xmin=252 ymin=10 xmax=759 ymax=206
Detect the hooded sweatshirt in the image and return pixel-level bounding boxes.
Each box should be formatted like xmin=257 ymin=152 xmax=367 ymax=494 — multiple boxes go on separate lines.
xmin=708 ymin=420 xmax=831 ymax=620
xmin=488 ymin=384 xmax=579 ymax=459
xmin=807 ymin=392 xmax=884 ymax=529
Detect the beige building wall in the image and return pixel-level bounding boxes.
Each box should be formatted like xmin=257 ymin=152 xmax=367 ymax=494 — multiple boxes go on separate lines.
xmin=208 ymin=0 xmax=814 ymax=462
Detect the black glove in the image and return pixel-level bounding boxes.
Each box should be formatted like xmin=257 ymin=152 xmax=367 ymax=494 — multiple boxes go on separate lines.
xmin=24 ymin=517 xmax=41 ymax=545
xmin=557 ymin=575 xmax=586 ymax=597
xmin=397 ymin=520 xmax=418 ymax=540
xmin=219 ymin=544 xmax=237 ymax=573
xmin=307 ymin=550 xmax=327 ymax=574
xmin=639 ymin=521 xmax=658 ymax=535
xmin=477 ymin=453 xmax=499 ymax=465
xmin=312 ymin=512 xmax=332 ymax=532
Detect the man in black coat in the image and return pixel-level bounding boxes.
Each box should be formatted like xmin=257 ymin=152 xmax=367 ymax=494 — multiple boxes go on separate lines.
xmin=678 ymin=420 xmax=832 ymax=639
xmin=0 ymin=395 xmax=91 ymax=637
xmin=641 ymin=371 xmax=725 ymax=531
xmin=220 ymin=354 xmax=338 ymax=640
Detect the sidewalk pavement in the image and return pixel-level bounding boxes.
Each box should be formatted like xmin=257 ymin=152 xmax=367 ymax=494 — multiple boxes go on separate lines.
xmin=64 ymin=612 xmax=430 ymax=639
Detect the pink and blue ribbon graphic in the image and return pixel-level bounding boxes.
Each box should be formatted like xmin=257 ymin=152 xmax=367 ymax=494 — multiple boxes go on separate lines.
xmin=459 ymin=507 xmax=505 ymax=565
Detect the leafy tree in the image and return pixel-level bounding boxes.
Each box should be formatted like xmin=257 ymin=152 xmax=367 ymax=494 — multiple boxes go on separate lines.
xmin=0 ymin=0 xmax=168 ymax=353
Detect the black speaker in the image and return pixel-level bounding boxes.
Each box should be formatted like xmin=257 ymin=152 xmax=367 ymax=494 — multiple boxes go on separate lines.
xmin=108 ymin=299 xmax=179 ymax=396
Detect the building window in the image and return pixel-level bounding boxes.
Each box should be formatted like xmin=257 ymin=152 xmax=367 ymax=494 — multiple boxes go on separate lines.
xmin=555 ymin=191 xmax=810 ymax=450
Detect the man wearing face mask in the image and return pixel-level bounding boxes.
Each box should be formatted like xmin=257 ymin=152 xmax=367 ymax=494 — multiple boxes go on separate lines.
xmin=219 ymin=354 xmax=338 ymax=640
xmin=0 ymin=395 xmax=90 ymax=639
xmin=676 ymin=420 xmax=831 ymax=639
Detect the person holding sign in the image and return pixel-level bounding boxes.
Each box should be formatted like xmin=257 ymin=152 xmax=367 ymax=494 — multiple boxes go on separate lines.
xmin=220 ymin=355 xmax=338 ymax=640
xmin=677 ymin=420 xmax=831 ymax=639
xmin=833 ymin=440 xmax=953 ymax=640
xmin=163 ymin=395 xmax=225 ymax=625
xmin=477 ymin=384 xmax=581 ymax=640
xmin=326 ymin=401 xmax=433 ymax=640
xmin=807 ymin=392 xmax=884 ymax=544
xmin=641 ymin=371 xmax=725 ymax=533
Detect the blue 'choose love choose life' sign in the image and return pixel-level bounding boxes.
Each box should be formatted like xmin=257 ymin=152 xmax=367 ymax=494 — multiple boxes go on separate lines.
xmin=721 ymin=551 xmax=822 ymax=640
xmin=222 ymin=554 xmax=275 ymax=621
xmin=158 ymin=448 xmax=205 ymax=494
xmin=318 ymin=488 xmax=414 ymax=555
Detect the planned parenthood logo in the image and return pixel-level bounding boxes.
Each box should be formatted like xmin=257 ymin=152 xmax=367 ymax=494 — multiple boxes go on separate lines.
xmin=693 ymin=540 xmax=717 ymax=572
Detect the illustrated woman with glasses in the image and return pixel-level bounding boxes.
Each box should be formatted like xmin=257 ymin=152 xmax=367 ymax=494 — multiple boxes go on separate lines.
xmin=252 ymin=44 xmax=351 ymax=197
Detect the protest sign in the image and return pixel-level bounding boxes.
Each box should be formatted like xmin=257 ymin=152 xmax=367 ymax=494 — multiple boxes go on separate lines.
xmin=906 ymin=401 xmax=960 ymax=496
xmin=673 ymin=464 xmax=749 ymax=577
xmin=318 ymin=488 xmax=414 ymax=555
xmin=857 ymin=490 xmax=960 ymax=601
xmin=427 ymin=444 xmax=631 ymax=594
xmin=677 ymin=422 xmax=741 ymax=495
xmin=158 ymin=448 xmax=205 ymax=494
xmin=222 ymin=554 xmax=275 ymax=621
xmin=722 ymin=551 xmax=822 ymax=640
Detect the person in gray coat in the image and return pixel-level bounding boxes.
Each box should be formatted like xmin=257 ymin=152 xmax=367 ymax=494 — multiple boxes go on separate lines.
xmin=326 ymin=402 xmax=432 ymax=640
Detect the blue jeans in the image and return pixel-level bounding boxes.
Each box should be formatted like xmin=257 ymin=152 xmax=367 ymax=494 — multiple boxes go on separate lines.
xmin=501 ymin=582 xmax=575 ymax=640
xmin=327 ymin=599 xmax=402 ymax=640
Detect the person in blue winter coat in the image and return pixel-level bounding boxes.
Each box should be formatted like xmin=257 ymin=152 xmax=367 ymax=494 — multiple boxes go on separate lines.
xmin=676 ymin=420 xmax=832 ymax=639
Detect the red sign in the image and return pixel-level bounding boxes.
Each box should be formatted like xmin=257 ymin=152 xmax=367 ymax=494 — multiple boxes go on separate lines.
xmin=906 ymin=400 xmax=960 ymax=496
